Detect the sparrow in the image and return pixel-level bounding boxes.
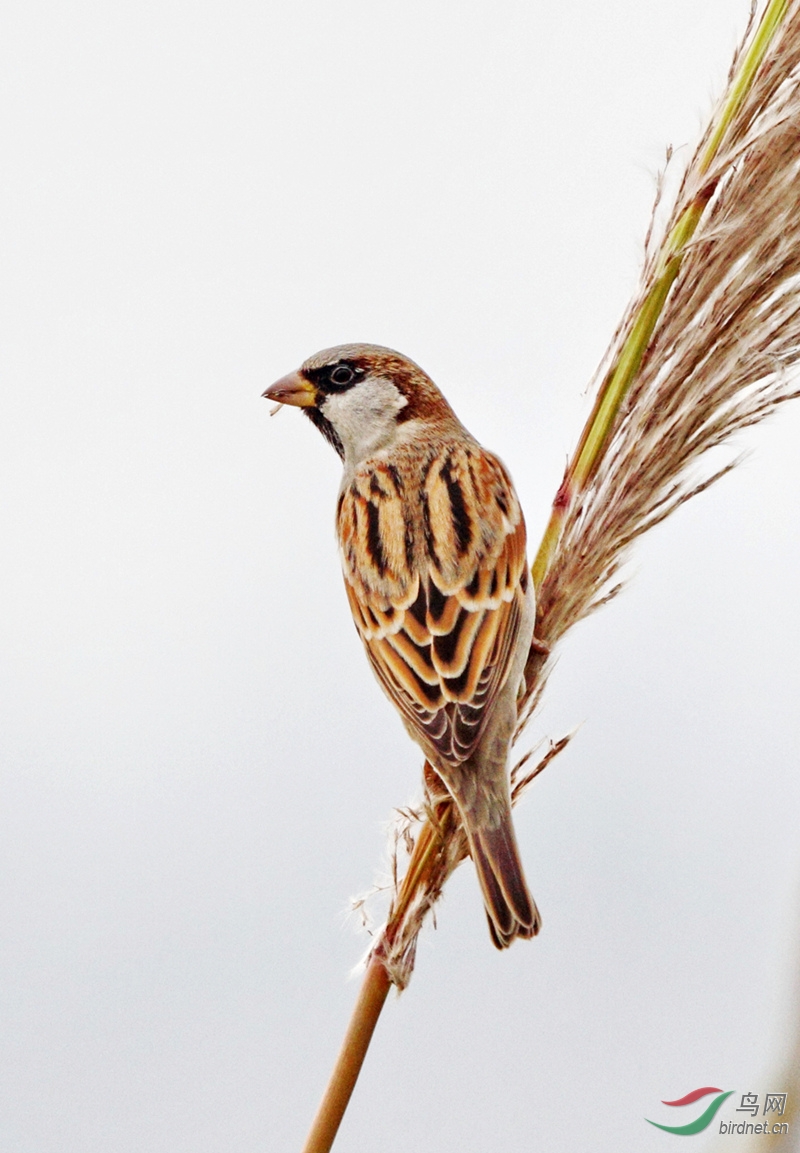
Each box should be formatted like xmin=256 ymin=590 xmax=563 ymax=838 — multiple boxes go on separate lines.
xmin=264 ymin=344 xmax=539 ymax=947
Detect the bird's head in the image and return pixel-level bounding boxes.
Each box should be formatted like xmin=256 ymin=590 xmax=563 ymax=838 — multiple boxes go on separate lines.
xmin=264 ymin=343 xmax=458 ymax=465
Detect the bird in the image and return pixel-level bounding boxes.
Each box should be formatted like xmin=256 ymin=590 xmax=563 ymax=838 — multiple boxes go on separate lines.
xmin=264 ymin=343 xmax=540 ymax=947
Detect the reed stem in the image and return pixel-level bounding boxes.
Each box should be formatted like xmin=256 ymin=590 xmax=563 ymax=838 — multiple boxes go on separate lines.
xmin=297 ymin=3 xmax=795 ymax=1149
xmin=300 ymin=955 xmax=391 ymax=1153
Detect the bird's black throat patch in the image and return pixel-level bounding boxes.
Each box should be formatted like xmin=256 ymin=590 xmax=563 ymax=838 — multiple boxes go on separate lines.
xmin=303 ymin=405 xmax=344 ymax=459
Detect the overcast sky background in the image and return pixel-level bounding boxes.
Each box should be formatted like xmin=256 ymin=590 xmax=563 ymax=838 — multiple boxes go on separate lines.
xmin=2 ymin=1 xmax=800 ymax=1151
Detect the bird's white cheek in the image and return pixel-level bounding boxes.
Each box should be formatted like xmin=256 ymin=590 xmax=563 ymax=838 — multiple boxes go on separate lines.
xmin=321 ymin=377 xmax=408 ymax=464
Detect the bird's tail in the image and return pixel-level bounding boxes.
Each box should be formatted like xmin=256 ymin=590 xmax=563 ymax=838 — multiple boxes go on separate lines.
xmin=467 ymin=815 xmax=540 ymax=949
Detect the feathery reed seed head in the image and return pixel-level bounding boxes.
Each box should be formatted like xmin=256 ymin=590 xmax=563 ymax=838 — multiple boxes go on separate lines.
xmin=367 ymin=0 xmax=800 ymax=990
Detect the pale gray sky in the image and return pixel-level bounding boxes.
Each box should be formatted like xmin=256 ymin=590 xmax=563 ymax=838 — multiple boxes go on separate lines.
xmin=1 ymin=1 xmax=799 ymax=1151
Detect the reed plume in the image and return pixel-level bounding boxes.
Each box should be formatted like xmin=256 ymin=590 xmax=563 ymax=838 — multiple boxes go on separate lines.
xmin=376 ymin=0 xmax=800 ymax=992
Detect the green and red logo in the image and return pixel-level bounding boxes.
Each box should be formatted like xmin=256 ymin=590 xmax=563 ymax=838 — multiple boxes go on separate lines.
xmin=646 ymin=1087 xmax=734 ymax=1135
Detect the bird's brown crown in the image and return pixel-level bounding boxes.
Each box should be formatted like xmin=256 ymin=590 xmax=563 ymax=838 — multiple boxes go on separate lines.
xmin=300 ymin=343 xmax=457 ymax=425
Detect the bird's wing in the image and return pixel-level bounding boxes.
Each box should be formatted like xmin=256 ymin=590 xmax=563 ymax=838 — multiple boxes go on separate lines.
xmin=337 ymin=446 xmax=530 ymax=769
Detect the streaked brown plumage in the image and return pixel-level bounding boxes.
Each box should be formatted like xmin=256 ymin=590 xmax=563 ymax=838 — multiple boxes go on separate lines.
xmin=265 ymin=344 xmax=539 ymax=947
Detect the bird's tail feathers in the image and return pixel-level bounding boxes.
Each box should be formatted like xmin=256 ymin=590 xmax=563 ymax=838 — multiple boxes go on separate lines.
xmin=468 ymin=819 xmax=540 ymax=949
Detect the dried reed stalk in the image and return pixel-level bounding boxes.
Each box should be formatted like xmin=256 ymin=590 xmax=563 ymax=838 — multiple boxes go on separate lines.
xmin=300 ymin=3 xmax=800 ymax=1149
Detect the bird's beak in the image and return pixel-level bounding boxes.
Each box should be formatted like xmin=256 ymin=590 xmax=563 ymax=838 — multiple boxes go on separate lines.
xmin=262 ymin=371 xmax=318 ymax=408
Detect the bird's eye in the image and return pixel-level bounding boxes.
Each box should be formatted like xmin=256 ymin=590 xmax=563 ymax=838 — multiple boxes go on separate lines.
xmin=329 ymin=365 xmax=355 ymax=387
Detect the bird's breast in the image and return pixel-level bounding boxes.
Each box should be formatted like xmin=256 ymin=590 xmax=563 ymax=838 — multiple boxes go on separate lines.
xmin=336 ymin=458 xmax=421 ymax=608
xmin=335 ymin=441 xmax=523 ymax=608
